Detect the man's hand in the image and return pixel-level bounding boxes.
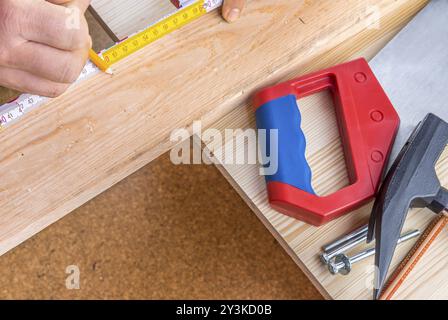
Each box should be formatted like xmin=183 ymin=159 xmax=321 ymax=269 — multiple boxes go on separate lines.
xmin=222 ymin=0 xmax=245 ymax=23
xmin=0 ymin=0 xmax=91 ymax=97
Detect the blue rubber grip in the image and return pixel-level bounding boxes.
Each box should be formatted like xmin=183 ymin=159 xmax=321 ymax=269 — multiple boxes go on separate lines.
xmin=255 ymin=94 xmax=315 ymax=194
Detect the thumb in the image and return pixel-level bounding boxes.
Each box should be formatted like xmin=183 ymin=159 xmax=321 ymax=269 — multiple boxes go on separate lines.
xmin=222 ymin=0 xmax=245 ymax=23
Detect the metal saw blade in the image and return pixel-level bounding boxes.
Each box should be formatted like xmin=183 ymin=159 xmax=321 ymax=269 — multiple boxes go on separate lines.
xmin=370 ymin=0 xmax=448 ymax=165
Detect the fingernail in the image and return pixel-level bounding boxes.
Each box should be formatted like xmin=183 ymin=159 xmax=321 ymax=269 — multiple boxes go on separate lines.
xmin=227 ymin=8 xmax=240 ymax=22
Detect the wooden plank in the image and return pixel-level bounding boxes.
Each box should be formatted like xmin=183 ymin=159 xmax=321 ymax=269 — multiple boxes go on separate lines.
xmin=200 ymin=1 xmax=446 ymax=299
xmin=90 ymin=0 xmax=177 ymax=41
xmin=0 ymin=0 xmax=426 ymax=265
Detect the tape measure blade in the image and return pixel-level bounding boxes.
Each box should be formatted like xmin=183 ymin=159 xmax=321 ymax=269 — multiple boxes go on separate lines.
xmin=102 ymin=1 xmax=208 ymax=65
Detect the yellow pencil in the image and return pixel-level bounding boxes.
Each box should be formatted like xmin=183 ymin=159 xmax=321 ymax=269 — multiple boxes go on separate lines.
xmin=89 ymin=48 xmax=113 ymax=75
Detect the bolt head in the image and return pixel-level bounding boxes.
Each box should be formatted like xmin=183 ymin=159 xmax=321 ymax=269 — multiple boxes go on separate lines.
xmin=334 ymin=254 xmax=352 ymax=275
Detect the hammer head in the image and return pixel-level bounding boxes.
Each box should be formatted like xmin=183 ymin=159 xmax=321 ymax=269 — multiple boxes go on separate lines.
xmin=367 ymin=113 xmax=448 ymax=299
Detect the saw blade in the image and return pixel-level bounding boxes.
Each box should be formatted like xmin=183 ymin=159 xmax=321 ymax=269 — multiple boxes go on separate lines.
xmin=370 ymin=0 xmax=448 ymax=165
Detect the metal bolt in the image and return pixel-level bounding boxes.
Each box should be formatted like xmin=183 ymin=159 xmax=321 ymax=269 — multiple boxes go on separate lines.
xmin=320 ymin=226 xmax=368 ymax=264
xmin=328 ymin=229 xmax=420 ymax=275
xmin=322 ymin=224 xmax=368 ymax=253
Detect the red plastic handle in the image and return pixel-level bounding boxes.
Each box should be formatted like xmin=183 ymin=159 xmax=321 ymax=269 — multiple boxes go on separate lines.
xmin=253 ymin=58 xmax=400 ymax=226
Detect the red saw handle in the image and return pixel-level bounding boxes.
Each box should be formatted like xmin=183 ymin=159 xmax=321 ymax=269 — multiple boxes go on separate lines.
xmin=253 ymin=58 xmax=400 ymax=226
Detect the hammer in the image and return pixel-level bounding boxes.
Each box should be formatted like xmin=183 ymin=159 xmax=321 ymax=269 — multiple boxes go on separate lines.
xmin=367 ymin=113 xmax=448 ymax=300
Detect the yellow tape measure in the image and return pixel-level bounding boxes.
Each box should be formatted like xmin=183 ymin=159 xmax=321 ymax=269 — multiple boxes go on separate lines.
xmin=102 ymin=1 xmax=207 ymax=65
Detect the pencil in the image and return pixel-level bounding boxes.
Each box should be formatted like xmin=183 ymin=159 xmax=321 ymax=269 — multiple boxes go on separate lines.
xmin=88 ymin=48 xmax=113 ymax=75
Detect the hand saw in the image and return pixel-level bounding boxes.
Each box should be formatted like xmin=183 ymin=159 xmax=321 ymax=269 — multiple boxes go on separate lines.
xmin=253 ymin=59 xmax=399 ymax=226
xmin=366 ymin=0 xmax=448 ymax=299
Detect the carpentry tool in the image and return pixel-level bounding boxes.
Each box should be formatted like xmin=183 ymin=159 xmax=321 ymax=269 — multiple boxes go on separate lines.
xmin=0 ymin=0 xmax=222 ymax=128
xmin=253 ymin=58 xmax=400 ymax=226
xmin=367 ymin=114 xmax=448 ymax=299
xmin=369 ymin=0 xmax=448 ymax=164
xmin=328 ymin=229 xmax=420 ymax=276
xmin=361 ymin=0 xmax=448 ymax=300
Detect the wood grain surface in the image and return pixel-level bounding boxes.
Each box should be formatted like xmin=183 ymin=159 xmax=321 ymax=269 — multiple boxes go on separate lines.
xmin=201 ymin=0 xmax=448 ymax=299
xmin=0 ymin=0 xmax=431 ymax=297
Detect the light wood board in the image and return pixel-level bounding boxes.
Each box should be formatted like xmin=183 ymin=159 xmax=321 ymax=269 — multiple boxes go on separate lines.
xmin=90 ymin=0 xmax=177 ymax=41
xmin=200 ymin=0 xmax=448 ymax=299
xmin=0 ymin=0 xmax=430 ymax=289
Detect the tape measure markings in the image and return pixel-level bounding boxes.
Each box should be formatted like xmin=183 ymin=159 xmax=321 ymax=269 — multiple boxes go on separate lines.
xmin=102 ymin=1 xmax=208 ymax=65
